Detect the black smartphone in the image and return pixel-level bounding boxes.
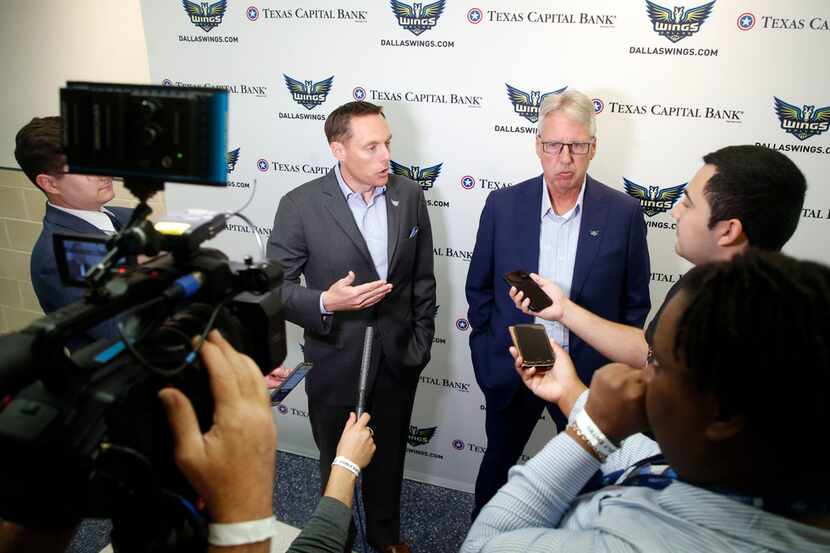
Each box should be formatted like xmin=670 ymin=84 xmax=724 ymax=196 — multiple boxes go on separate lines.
xmin=270 ymin=362 xmax=312 ymax=405
xmin=508 ymin=324 xmax=556 ymax=371
xmin=504 ymin=270 xmax=553 ymax=312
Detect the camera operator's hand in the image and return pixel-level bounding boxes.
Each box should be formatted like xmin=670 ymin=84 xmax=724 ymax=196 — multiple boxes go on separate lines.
xmin=159 ymin=330 xmax=275 ymax=524
xmin=584 ymin=363 xmax=649 ymax=444
xmin=321 ymin=271 xmax=393 ymax=312
xmin=324 ymin=412 xmax=376 ymax=509
xmin=510 ymin=339 xmax=587 ymax=419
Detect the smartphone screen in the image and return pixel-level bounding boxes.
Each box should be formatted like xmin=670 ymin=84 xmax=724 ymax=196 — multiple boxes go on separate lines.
xmin=53 ymin=233 xmax=126 ymax=287
xmin=504 ymin=270 xmax=553 ymax=311
xmin=270 ymin=362 xmax=312 ymax=405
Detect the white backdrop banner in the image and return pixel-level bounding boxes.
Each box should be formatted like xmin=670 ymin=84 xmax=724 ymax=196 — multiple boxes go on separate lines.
xmin=140 ymin=0 xmax=830 ymax=492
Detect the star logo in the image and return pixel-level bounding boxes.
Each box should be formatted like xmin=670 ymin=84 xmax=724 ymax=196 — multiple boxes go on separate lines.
xmin=277 ymin=404 xmax=288 ymax=414
xmin=737 ymin=12 xmax=755 ymax=31
xmin=467 ymin=8 xmax=483 ymax=24
xmin=161 ymin=78 xmax=173 ymax=87
xmin=451 ymin=439 xmax=465 ymax=450
xmin=257 ymin=158 xmax=269 ymax=172
xmin=353 ymin=86 xmax=367 ymax=101
xmin=456 ymin=318 xmax=470 ymax=331
xmin=460 ymin=175 xmax=476 ymax=190
xmin=592 ymin=98 xmax=605 ymax=114
xmin=246 ymin=6 xmax=260 ymax=21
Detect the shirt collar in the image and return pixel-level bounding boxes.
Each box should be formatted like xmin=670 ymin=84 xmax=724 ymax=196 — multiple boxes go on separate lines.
xmin=541 ymin=175 xmax=587 ymax=221
xmin=48 ymin=202 xmax=117 ymax=232
xmin=334 ymin=163 xmax=386 ymax=201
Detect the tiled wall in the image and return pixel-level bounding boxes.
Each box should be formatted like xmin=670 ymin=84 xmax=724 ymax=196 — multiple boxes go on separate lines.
xmin=0 ymin=168 xmax=165 ymax=333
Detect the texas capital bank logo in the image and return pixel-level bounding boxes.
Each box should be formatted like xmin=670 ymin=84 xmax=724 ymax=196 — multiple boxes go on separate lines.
xmin=623 ymin=179 xmax=686 ymax=217
xmin=506 ymin=83 xmax=567 ymax=124
xmin=645 ymin=0 xmax=715 ymax=42
xmin=390 ymin=160 xmax=443 ymax=191
xmin=774 ymin=97 xmax=830 ymax=141
xmin=182 ymin=0 xmax=228 ymax=32
xmin=391 ymin=0 xmax=446 ymax=35
xmin=283 ymin=75 xmax=334 ymax=110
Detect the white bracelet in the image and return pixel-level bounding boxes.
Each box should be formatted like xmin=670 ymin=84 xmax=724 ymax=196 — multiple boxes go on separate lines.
xmin=575 ymin=409 xmax=620 ymax=461
xmin=332 ymin=455 xmax=360 ymax=477
xmin=207 ymin=516 xmax=278 ymax=546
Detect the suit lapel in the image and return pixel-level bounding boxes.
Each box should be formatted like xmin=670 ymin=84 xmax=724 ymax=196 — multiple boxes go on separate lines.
xmin=385 ymin=177 xmax=402 ymax=273
xmin=520 ymin=176 xmax=543 ymax=272
xmin=570 ymin=176 xmax=608 ymax=300
xmin=320 ymin=170 xmax=377 ymax=271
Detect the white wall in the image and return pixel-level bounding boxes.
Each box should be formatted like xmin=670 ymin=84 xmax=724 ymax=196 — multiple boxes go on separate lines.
xmin=0 ymin=0 xmax=151 ymax=168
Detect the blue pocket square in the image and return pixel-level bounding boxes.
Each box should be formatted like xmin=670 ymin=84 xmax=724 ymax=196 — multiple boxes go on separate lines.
xmin=409 ymin=226 xmax=419 ymax=239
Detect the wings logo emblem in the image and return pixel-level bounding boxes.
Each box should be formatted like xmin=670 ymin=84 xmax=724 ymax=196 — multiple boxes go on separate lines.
xmin=407 ymin=426 xmax=438 ymax=447
xmin=390 ymin=161 xmax=443 ymax=191
xmin=774 ymin=97 xmax=830 ymax=141
xmin=645 ymin=0 xmax=716 ymax=43
xmin=182 ymin=0 xmax=227 ymax=33
xmin=623 ymin=179 xmax=687 ymax=217
xmin=283 ymin=75 xmax=335 ymax=110
xmin=391 ymin=0 xmax=446 ymax=35
xmin=506 ymin=84 xmax=567 ymax=124
xmin=226 ymin=148 xmax=240 ymax=173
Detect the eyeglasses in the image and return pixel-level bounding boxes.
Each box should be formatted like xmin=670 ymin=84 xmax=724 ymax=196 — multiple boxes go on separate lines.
xmin=538 ymin=139 xmax=595 ymax=156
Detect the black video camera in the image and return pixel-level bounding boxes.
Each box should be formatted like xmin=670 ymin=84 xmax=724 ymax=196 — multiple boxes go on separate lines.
xmin=0 ymin=83 xmax=286 ymax=552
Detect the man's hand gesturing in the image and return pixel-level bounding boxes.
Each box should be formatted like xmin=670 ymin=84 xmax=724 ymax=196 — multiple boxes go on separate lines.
xmin=321 ymin=271 xmax=393 ymax=312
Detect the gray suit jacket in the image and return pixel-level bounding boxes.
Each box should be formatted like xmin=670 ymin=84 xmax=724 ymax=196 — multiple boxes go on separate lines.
xmin=267 ymin=169 xmax=436 ymax=405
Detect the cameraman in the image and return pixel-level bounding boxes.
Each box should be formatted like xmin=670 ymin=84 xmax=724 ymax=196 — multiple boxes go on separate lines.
xmin=0 ymin=330 xmax=376 ymax=553
xmin=160 ymin=330 xmax=377 ymax=553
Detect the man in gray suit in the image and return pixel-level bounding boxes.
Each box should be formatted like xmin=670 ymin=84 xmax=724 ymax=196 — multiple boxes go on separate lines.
xmin=267 ymin=101 xmax=436 ymax=553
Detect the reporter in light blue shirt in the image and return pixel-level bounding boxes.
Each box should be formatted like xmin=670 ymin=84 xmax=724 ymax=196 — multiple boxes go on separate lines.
xmin=464 ymin=251 xmax=830 ymax=553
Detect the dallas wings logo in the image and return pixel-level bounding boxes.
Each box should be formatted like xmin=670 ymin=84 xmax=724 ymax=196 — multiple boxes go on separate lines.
xmin=407 ymin=425 xmax=437 ymax=447
xmin=283 ymin=75 xmax=334 ymax=110
xmin=226 ymin=148 xmax=240 ymax=173
xmin=391 ymin=0 xmax=446 ymax=35
xmin=623 ymin=179 xmax=687 ymax=217
xmin=390 ymin=160 xmax=443 ymax=191
xmin=774 ymin=97 xmax=830 ymax=141
xmin=645 ymin=0 xmax=715 ymax=43
xmin=182 ymin=0 xmax=228 ymax=33
xmin=506 ymin=84 xmax=567 ymax=124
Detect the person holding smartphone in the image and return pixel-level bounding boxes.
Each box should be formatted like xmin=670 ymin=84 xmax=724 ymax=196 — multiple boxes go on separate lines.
xmin=509 ymin=145 xmax=807 ymax=371
xmin=465 ymin=89 xmax=651 ymax=521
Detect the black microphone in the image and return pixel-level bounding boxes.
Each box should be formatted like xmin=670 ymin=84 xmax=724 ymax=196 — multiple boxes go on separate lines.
xmin=356 ymin=326 xmax=374 ymax=418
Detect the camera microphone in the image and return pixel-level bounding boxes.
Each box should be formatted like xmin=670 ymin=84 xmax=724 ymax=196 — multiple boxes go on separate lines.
xmin=356 ymin=326 xmax=373 ymax=418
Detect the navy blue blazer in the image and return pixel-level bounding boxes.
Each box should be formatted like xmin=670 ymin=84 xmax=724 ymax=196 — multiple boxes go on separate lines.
xmin=466 ymin=174 xmax=651 ymax=413
xmin=31 ymin=203 xmax=133 ymax=343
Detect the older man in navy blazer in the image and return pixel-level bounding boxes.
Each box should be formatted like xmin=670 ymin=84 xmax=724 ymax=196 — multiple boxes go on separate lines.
xmin=15 ymin=116 xmax=132 ymax=344
xmin=465 ymin=90 xmax=651 ymax=518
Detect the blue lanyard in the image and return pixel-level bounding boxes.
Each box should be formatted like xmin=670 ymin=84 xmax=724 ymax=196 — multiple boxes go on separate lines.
xmin=580 ymin=455 xmax=829 ymax=517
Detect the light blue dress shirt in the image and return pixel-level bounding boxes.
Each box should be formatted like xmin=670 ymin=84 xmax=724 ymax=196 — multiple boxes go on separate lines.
xmin=462 ymin=391 xmax=830 ymax=552
xmin=320 ymin=164 xmax=389 ymax=313
xmin=535 ymin=177 xmax=586 ymax=351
